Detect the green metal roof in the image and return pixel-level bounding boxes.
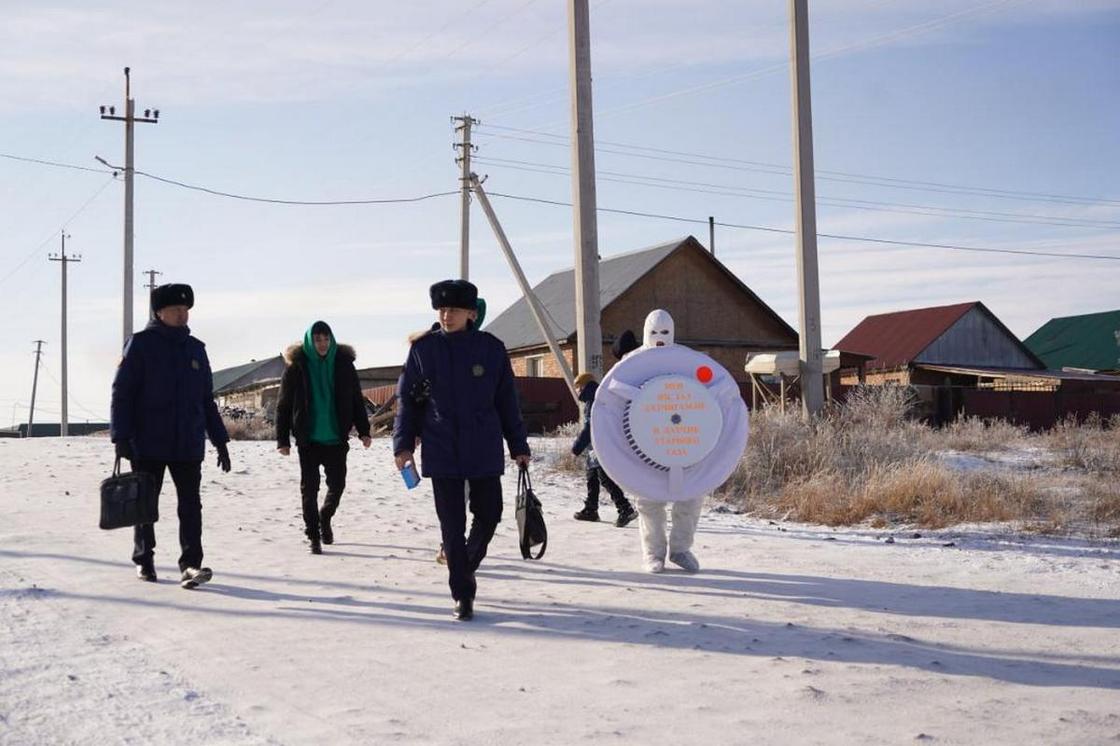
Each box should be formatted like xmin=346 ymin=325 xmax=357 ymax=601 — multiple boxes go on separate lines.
xmin=1024 ymin=309 xmax=1120 ymax=372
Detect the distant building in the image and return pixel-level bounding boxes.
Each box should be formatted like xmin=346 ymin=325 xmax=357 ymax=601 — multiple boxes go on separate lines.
xmin=211 ymin=356 xmax=286 ymax=415
xmin=834 ymin=301 xmax=1044 ymax=387
xmin=834 ymin=301 xmax=1120 ymax=427
xmin=484 ymin=235 xmax=797 ymax=381
xmin=1024 ymin=309 xmax=1120 ymax=374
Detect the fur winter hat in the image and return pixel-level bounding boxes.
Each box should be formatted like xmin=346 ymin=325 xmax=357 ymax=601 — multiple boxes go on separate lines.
xmin=151 ymin=283 xmax=194 ymax=312
xmin=574 ymin=372 xmax=596 ymax=389
xmin=611 ymin=329 xmax=639 ymax=360
xmin=430 ymin=279 xmax=478 ymax=310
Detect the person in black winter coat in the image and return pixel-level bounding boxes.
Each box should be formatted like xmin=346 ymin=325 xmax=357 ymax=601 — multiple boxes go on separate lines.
xmin=110 ymin=283 xmax=230 ymax=590
xmin=571 ymin=373 xmax=636 ymax=527
xmin=275 ymin=321 xmax=371 ymax=554
xmin=393 ymin=279 xmax=530 ymax=621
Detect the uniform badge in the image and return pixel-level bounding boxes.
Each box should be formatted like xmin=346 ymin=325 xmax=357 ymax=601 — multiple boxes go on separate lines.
xmin=472 ymin=364 xmax=485 ymax=377
xmin=191 ymin=359 xmax=201 ymax=370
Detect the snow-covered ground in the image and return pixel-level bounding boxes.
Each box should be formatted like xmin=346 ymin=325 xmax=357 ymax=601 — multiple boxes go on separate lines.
xmin=1 ymin=437 xmax=1118 ymax=745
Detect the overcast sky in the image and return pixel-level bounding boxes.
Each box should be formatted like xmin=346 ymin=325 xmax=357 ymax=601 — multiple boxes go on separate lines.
xmin=1 ymin=0 xmax=1117 ymax=424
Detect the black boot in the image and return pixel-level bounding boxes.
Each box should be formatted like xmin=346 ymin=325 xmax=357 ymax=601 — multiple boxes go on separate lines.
xmin=136 ymin=562 xmax=157 ymax=582
xmin=453 ymin=598 xmax=474 ymax=621
xmin=307 ymin=529 xmax=322 ymax=555
xmin=573 ymin=506 xmax=600 ymax=522
xmin=615 ymin=505 xmax=638 ymax=527
xmin=320 ymin=510 xmax=334 ymax=545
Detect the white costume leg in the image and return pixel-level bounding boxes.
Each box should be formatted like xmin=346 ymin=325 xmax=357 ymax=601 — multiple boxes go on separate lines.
xmin=668 ymin=497 xmax=704 ymax=572
xmin=636 ymin=498 xmax=667 ymax=572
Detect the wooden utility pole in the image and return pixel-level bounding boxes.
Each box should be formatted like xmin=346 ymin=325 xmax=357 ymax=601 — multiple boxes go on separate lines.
xmin=27 ymin=340 xmax=45 ymax=438
xmin=568 ymin=0 xmax=603 ymax=379
xmin=100 ymin=67 xmax=159 ymax=348
xmin=709 ymin=216 xmax=715 ymax=256
xmin=471 ymin=174 xmax=577 ymax=399
xmin=143 ymin=268 xmax=162 ymax=320
xmin=49 ymin=233 xmax=81 ymax=437
xmin=452 ymin=114 xmax=478 ymax=280
xmin=789 ymin=0 xmax=824 ymax=417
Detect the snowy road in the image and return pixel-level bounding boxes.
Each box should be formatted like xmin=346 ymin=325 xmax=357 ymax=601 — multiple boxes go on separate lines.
xmin=1 ymin=438 xmax=1118 ymax=745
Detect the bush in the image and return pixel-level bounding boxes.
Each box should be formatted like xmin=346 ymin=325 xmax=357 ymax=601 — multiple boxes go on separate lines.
xmin=715 ymin=386 xmax=1114 ymax=535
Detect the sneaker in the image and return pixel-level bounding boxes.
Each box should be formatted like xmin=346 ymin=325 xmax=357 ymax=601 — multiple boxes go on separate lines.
xmin=320 ymin=513 xmax=334 ymax=545
xmin=669 ymin=551 xmax=700 ymax=573
xmin=436 ymin=544 xmax=447 ymax=565
xmin=614 ymin=507 xmax=638 ymax=528
xmin=180 ymin=567 xmax=213 ymax=589
xmin=573 ymin=507 xmax=600 ymax=522
xmin=453 ymin=598 xmax=474 ymax=621
xmin=136 ymin=563 xmax=157 ymax=583
xmin=644 ymin=557 xmax=665 ymax=574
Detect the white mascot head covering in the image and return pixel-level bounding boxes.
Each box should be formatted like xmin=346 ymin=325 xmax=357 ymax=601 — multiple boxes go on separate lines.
xmin=643 ymin=309 xmax=675 ymax=348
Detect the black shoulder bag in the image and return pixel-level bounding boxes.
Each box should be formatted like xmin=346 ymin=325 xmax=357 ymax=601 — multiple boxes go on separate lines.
xmin=515 ymin=465 xmax=547 ymax=560
xmin=99 ymin=457 xmax=160 ymax=530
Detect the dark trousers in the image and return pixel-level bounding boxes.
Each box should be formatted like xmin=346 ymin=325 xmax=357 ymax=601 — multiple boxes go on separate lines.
xmin=297 ymin=443 xmax=349 ymax=536
xmin=432 ymin=476 xmax=503 ymax=602
xmin=130 ymin=459 xmax=203 ymax=572
xmin=585 ymin=465 xmax=632 ymax=513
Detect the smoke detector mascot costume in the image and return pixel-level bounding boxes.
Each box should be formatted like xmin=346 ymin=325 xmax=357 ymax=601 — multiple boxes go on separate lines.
xmin=591 ymin=310 xmax=749 ymax=573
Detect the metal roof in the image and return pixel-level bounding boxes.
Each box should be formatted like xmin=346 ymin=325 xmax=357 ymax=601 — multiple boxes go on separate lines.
xmin=916 ymin=363 xmax=1120 ymax=384
xmin=212 ymin=356 xmax=286 ymax=394
xmin=834 ymin=302 xmax=977 ymax=370
xmin=1024 ymin=309 xmax=1120 ymax=372
xmin=484 ymin=235 xmax=795 ymax=350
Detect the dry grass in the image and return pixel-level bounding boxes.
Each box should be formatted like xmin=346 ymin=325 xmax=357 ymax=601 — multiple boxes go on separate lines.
xmin=939 ymin=416 xmax=1029 ymax=453
xmin=717 ymin=386 xmax=1119 ymax=536
xmin=224 ymin=416 xmax=275 ymax=441
xmin=1042 ymin=414 xmax=1120 ymax=473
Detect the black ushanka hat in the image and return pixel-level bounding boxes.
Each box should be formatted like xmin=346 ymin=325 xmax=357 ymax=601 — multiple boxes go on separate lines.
xmin=151 ymin=283 xmax=194 ymax=312
xmin=429 ymin=279 xmax=478 ymax=310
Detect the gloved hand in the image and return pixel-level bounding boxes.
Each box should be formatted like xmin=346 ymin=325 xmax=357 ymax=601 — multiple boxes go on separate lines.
xmin=215 ymin=441 xmax=231 ymax=473
xmin=114 ymin=440 xmax=133 ymax=461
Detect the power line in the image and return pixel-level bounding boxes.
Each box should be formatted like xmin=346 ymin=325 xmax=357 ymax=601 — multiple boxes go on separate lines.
xmin=134 ymin=170 xmax=458 ymax=206
xmin=474 ymin=127 xmax=1120 ymax=208
xmin=2 ymin=151 xmax=461 ymax=205
xmin=6 ymin=149 xmax=1116 ymax=260
xmin=0 ymin=175 xmax=118 ymax=288
xmin=472 ymin=156 xmax=1120 ymax=230
xmin=0 ymin=152 xmax=115 ymax=176
xmin=482 ymin=190 xmax=1120 ymax=262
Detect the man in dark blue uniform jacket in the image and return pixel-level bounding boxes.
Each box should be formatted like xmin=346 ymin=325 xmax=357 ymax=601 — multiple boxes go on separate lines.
xmin=393 ymin=279 xmax=530 ymax=621
xmin=110 ymin=283 xmax=231 ymax=590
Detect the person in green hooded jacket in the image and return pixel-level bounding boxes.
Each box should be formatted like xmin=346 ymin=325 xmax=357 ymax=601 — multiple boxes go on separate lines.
xmin=276 ymin=321 xmax=372 ymax=554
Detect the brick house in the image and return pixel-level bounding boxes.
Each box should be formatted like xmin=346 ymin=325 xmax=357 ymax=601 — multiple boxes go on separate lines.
xmin=484 ymin=235 xmax=798 ymax=381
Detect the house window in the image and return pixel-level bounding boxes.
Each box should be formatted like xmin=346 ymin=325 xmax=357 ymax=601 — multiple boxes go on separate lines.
xmin=525 ymin=355 xmax=544 ymax=377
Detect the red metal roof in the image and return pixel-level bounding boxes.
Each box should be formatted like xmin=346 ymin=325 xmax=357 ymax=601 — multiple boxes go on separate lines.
xmin=834 ymin=302 xmax=977 ymax=370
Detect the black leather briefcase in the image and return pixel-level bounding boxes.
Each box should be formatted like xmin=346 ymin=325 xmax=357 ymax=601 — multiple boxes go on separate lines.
xmin=99 ymin=457 xmax=159 ymax=530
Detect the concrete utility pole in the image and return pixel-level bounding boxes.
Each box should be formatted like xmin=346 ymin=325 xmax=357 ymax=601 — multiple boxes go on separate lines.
xmin=567 ymin=0 xmax=603 ymax=379
xmin=49 ymin=234 xmax=81 ymax=437
xmin=100 ymin=67 xmax=159 ymax=349
xmin=789 ymin=0 xmax=824 ymax=417
xmin=452 ymin=114 xmax=478 ymax=281
xmin=471 ymin=174 xmax=578 ymax=400
xmin=143 ymin=268 xmax=162 ymax=320
xmin=27 ymin=340 xmax=45 ymax=438
xmin=709 ymin=216 xmax=716 ymax=256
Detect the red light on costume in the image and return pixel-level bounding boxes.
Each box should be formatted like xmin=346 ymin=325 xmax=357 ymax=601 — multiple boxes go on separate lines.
xmin=696 ymin=365 xmax=713 ymax=383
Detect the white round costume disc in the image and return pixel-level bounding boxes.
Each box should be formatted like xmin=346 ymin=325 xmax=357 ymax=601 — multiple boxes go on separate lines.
xmin=624 ymin=375 xmax=723 ymax=470
xmin=591 ymin=345 xmax=750 ymax=502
